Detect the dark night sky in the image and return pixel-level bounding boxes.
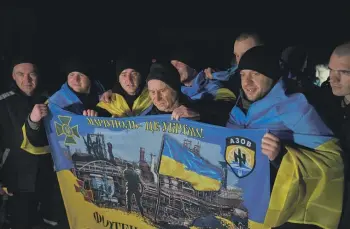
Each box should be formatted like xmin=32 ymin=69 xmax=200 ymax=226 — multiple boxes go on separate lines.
xmin=1 ymin=6 xmax=350 ymax=93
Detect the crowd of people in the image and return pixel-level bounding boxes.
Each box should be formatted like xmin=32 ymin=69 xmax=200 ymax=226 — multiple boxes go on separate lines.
xmin=0 ymin=31 xmax=349 ymax=229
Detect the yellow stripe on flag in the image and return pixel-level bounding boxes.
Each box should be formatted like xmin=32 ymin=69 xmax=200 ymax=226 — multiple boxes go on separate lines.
xmin=159 ymin=155 xmax=222 ymax=191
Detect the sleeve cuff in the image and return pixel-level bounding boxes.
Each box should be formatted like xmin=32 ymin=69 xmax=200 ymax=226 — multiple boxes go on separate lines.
xmin=270 ymin=145 xmax=287 ymax=169
xmin=27 ymin=115 xmax=41 ymax=130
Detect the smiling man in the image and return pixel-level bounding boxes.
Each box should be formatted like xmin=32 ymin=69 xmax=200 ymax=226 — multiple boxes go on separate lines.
xmin=0 ymin=57 xmax=56 ymax=229
xmin=227 ymin=46 xmax=344 ymax=229
xmin=25 ymin=58 xmax=107 ymax=148
xmin=18 ymin=58 xmax=107 ymax=228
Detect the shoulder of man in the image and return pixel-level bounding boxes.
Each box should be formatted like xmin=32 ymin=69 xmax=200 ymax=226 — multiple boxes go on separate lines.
xmin=0 ymin=90 xmax=16 ymax=103
xmin=0 ymin=90 xmax=17 ymax=122
xmin=276 ymin=90 xmax=309 ymax=115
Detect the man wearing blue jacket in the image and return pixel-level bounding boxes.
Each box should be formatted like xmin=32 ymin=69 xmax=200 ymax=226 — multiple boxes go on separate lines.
xmin=227 ymin=45 xmax=344 ymax=229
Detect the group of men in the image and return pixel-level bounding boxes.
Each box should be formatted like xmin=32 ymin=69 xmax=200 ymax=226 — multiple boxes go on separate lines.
xmin=0 ymin=31 xmax=349 ymax=229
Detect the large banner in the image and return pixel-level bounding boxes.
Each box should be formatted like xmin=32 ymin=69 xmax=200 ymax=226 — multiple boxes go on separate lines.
xmin=45 ymin=105 xmax=270 ymax=229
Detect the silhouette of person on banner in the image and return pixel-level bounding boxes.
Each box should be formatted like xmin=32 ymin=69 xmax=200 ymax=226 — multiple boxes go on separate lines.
xmin=123 ymin=163 xmax=144 ymax=216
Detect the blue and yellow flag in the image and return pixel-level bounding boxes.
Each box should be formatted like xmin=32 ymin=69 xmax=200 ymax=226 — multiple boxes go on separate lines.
xmin=227 ymin=79 xmax=344 ymax=229
xmin=181 ymin=71 xmax=235 ymax=101
xmin=158 ymin=134 xmax=223 ymax=191
xmin=97 ymin=87 xmax=152 ymax=118
xmin=44 ymin=105 xmax=271 ymax=229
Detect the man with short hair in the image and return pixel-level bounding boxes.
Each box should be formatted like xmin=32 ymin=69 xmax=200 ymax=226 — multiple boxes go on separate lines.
xmin=227 ymin=46 xmax=343 ymax=229
xmin=204 ymin=31 xmax=264 ymax=97
xmin=205 ymin=31 xmax=264 ymax=80
xmin=233 ymin=31 xmax=264 ymax=64
xmin=321 ymin=41 xmax=350 ymax=228
xmin=0 ymin=57 xmax=56 ymax=229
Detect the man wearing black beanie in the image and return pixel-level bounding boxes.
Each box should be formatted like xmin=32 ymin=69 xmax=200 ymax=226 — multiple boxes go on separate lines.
xmin=97 ymin=57 xmax=153 ymax=117
xmin=145 ymin=62 xmax=200 ymax=120
xmin=0 ymin=57 xmax=60 ymax=228
xmin=227 ymin=46 xmax=343 ymax=229
xmin=144 ymin=62 xmax=235 ymax=126
xmin=147 ymin=62 xmax=182 ymax=93
xmin=237 ymin=45 xmax=281 ymax=103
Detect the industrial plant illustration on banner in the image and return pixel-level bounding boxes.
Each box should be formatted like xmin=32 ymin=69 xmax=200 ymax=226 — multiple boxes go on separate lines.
xmin=45 ymin=105 xmax=270 ymax=229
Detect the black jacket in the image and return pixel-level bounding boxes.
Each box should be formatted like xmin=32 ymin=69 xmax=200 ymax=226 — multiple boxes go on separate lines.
xmin=0 ymin=85 xmax=53 ymax=193
xmin=315 ymin=84 xmax=350 ymax=229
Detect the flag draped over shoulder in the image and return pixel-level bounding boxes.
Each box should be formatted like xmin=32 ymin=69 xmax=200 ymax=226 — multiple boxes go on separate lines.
xmin=211 ymin=65 xmax=238 ymax=81
xmin=48 ymin=83 xmax=82 ymax=109
xmin=97 ymin=88 xmax=152 ymax=118
xmin=158 ymin=135 xmax=223 ymax=191
xmin=227 ymin=80 xmax=344 ymax=229
xmin=181 ymin=71 xmax=235 ymax=101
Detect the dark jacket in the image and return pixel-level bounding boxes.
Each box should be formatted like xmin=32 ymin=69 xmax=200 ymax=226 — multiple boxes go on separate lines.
xmin=316 ymin=84 xmax=350 ymax=229
xmin=0 ymin=85 xmax=53 ymax=193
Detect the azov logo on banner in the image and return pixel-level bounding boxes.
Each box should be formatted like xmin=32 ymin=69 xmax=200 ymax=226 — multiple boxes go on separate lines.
xmin=225 ymin=136 xmax=256 ymax=178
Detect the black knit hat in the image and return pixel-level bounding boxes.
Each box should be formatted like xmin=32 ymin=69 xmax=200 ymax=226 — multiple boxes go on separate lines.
xmin=115 ymin=58 xmax=149 ymax=80
xmin=62 ymin=57 xmax=94 ymax=79
xmin=12 ymin=55 xmax=38 ymax=69
xmin=146 ymin=62 xmax=181 ymax=92
xmin=238 ymin=45 xmax=281 ymax=81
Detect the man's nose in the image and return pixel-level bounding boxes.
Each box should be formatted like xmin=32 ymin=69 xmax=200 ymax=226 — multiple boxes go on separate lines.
xmin=242 ymin=75 xmax=253 ymax=86
xmin=236 ymin=56 xmax=241 ymax=64
xmin=155 ymin=92 xmax=162 ymax=101
xmin=23 ymin=74 xmax=32 ymax=82
xmin=73 ymin=74 xmax=80 ymax=82
xmin=329 ymin=70 xmax=339 ymax=83
xmin=125 ymin=75 xmax=133 ymax=84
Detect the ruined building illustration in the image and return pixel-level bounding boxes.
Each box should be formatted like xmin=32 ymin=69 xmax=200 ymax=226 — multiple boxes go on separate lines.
xmin=70 ymin=135 xmax=248 ymax=227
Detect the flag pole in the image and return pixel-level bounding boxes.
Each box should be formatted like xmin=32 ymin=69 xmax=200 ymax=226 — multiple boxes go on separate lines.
xmin=154 ymin=134 xmax=165 ymax=222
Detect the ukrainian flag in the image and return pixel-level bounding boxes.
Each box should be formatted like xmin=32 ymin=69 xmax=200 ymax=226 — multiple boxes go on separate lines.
xmin=158 ymin=135 xmax=223 ymax=191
